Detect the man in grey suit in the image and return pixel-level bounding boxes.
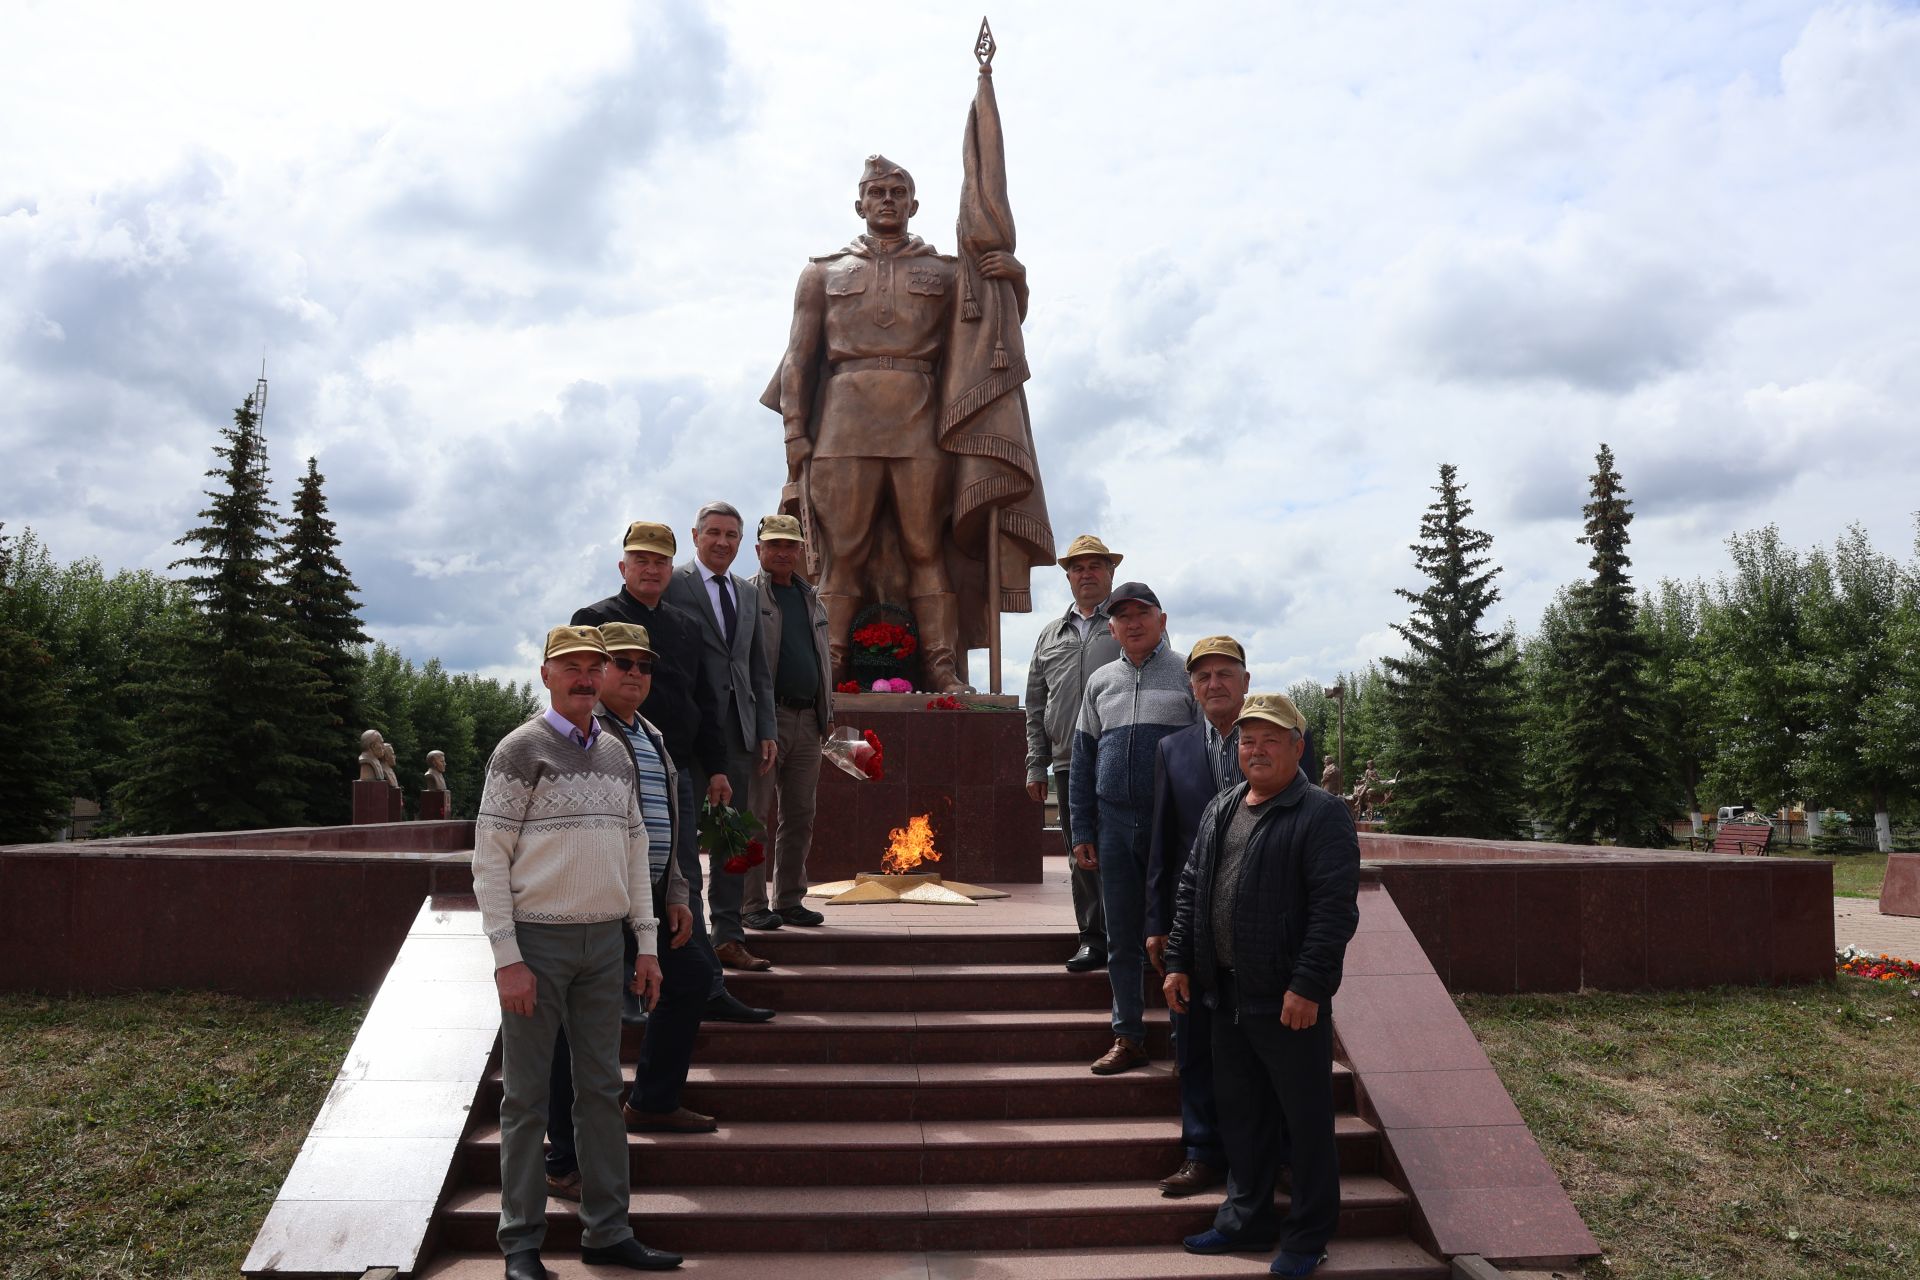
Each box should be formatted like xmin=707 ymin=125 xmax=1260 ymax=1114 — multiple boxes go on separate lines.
xmin=666 ymin=500 xmax=778 ymax=970
xmin=744 ymin=514 xmax=836 ymax=931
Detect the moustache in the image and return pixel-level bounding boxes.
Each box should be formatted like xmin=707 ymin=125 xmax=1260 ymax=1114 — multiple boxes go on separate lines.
xmin=568 ymin=684 xmax=596 ymax=696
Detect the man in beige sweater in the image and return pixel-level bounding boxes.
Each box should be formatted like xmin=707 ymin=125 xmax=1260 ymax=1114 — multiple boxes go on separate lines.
xmin=473 ymin=625 xmax=680 ymax=1277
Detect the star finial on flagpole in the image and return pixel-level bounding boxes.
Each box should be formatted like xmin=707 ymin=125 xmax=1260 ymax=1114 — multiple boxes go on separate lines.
xmin=974 ymin=16 xmax=996 ymax=69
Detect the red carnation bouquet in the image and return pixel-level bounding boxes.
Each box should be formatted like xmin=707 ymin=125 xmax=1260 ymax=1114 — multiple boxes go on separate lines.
xmin=852 ymin=621 xmax=917 ymax=661
xmin=824 ymin=727 xmax=885 ymax=781
xmin=699 ymin=802 xmax=765 ymax=874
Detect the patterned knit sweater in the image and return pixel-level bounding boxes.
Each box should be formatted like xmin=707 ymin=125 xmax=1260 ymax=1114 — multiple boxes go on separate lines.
xmin=473 ymin=714 xmax=657 ymax=968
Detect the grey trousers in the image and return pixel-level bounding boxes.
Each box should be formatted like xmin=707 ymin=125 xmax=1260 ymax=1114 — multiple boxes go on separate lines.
xmin=746 ymin=704 xmax=824 ymax=913
xmin=497 ymin=921 xmax=633 ymax=1255
xmin=698 ymin=732 xmax=760 ymax=946
xmin=1056 ymin=766 xmax=1106 ymax=950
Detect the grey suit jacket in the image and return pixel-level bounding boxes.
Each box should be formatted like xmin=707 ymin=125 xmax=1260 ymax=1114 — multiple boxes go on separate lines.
xmin=751 ymin=570 xmax=835 ymax=736
xmin=666 ymin=560 xmax=776 ymax=752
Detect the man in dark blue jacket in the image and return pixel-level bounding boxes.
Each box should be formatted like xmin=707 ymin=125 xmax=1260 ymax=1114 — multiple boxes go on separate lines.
xmin=1142 ymin=635 xmax=1251 ymax=1198
xmin=1163 ymin=693 xmax=1360 ymax=1278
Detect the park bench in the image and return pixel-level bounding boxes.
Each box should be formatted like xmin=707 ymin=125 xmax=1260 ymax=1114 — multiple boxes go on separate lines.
xmin=1703 ymin=821 xmax=1774 ymax=856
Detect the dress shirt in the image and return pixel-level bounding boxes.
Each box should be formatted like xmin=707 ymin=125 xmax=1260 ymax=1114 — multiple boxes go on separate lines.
xmin=701 ymin=564 xmax=736 ymax=625
xmin=1203 ymin=718 xmax=1244 ymax=791
xmin=541 ymin=707 xmax=601 ymax=750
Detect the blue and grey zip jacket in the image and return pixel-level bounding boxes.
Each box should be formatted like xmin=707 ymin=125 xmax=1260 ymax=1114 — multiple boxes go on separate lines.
xmin=1067 ymin=638 xmax=1198 ymax=846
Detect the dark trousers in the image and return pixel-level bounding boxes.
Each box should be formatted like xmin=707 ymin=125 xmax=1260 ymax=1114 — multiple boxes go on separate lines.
xmin=546 ymin=893 xmax=718 ymax=1176
xmin=1055 ymin=766 xmax=1105 ymax=951
xmin=1210 ymin=970 xmax=1338 ymax=1255
xmin=671 ymin=768 xmax=729 ymax=1000
xmin=1171 ymin=1003 xmax=1225 ymax=1166
xmin=697 ymin=732 xmax=757 ymax=950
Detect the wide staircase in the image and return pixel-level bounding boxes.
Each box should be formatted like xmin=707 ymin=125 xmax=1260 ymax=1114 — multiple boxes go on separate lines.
xmin=420 ymin=924 xmax=1448 ymax=1279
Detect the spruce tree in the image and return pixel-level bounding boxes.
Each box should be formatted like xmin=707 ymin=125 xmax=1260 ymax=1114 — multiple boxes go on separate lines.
xmin=114 ymin=396 xmax=326 ymax=832
xmin=1381 ymin=464 xmax=1527 ymax=838
xmin=0 ymin=526 xmax=80 ymax=841
xmin=1535 ymin=445 xmax=1672 ymax=844
xmin=276 ymin=458 xmax=370 ymax=823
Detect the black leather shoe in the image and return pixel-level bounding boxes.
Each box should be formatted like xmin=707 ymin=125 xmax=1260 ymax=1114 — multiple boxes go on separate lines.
xmin=742 ymin=909 xmax=785 ymax=931
xmin=704 ymin=991 xmax=775 ymax=1023
xmin=621 ymin=989 xmax=650 ymax=1026
xmin=1064 ymin=944 xmax=1106 ymax=973
xmin=580 ymin=1237 xmax=684 ymax=1270
xmin=777 ymin=904 xmax=826 ymax=927
xmin=504 ymin=1248 xmax=547 ymax=1279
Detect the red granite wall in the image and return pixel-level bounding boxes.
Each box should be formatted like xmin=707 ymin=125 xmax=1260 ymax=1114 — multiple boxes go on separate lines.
xmin=1373 ymin=856 xmax=1834 ymax=992
xmin=808 ymin=708 xmax=1043 ymax=883
xmin=1881 ymin=851 xmax=1920 ymax=918
xmin=0 ymin=842 xmax=475 ymax=1001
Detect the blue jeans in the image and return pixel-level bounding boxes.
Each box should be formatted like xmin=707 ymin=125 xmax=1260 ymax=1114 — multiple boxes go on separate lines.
xmin=1172 ymin=1003 xmax=1226 ymax=1165
xmin=1095 ymin=800 xmax=1151 ymax=1043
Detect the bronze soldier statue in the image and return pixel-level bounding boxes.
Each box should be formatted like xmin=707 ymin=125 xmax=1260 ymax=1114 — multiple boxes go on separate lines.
xmin=762 ymin=37 xmax=1055 ymax=693
xmin=766 ymin=156 xmax=1027 ymax=691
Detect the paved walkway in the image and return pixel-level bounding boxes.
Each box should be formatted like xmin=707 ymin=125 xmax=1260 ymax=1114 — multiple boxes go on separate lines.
xmin=1833 ymin=896 xmax=1920 ymax=958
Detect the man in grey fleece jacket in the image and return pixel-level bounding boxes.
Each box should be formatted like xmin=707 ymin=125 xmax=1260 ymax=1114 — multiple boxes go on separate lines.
xmin=1068 ymin=583 xmax=1198 ymax=1075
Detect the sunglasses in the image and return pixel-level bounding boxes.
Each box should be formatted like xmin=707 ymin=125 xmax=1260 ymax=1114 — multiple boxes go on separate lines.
xmin=611 ymin=656 xmax=654 ymax=674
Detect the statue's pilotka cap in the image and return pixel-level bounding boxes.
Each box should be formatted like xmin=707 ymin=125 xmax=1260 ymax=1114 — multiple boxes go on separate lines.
xmin=1105 ymin=581 xmax=1161 ymax=610
xmin=1057 ymin=533 xmax=1123 ymax=569
xmin=860 ymin=153 xmax=915 ymax=194
xmin=1236 ymin=692 xmax=1306 ymax=734
xmin=596 ymin=622 xmax=655 ymax=656
xmin=1185 ymin=635 xmax=1246 ymax=670
xmin=622 ymin=521 xmax=676 ymax=557
xmin=757 ymin=513 xmax=804 ymax=543
xmin=543 ymin=625 xmax=609 ymax=661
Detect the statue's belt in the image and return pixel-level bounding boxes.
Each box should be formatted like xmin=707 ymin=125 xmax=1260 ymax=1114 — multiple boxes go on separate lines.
xmin=830 ymin=357 xmax=935 ymax=376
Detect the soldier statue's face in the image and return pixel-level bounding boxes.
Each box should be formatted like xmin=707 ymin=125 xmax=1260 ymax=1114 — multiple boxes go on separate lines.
xmin=855 ymin=177 xmax=917 ymax=236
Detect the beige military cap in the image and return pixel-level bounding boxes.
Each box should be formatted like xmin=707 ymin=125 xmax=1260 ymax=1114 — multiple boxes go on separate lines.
xmin=1185 ymin=635 xmax=1247 ymax=670
xmin=758 ymin=514 xmax=805 ymax=543
xmin=1235 ymin=692 xmax=1306 ymax=733
xmin=622 ymin=521 xmax=677 ymax=557
xmin=543 ymin=625 xmax=609 ymax=661
xmin=596 ymin=622 xmax=655 ymax=655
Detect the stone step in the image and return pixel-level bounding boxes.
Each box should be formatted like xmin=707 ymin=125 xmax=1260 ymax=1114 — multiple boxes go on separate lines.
xmin=721 ymin=962 xmax=1143 ymax=1012
xmin=742 ymin=926 xmax=1080 ymax=967
xmin=418 ymin=1239 xmax=1450 ymax=1279
xmin=438 ymin=1176 xmax=1414 ymax=1252
xmin=481 ymin=1059 xmax=1357 ymax=1122
xmin=627 ymin=1008 xmax=1178 ymax=1063
xmin=459 ymin=1114 xmax=1382 ymax=1186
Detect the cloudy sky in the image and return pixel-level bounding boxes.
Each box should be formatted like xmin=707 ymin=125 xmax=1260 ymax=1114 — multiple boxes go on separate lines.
xmin=5 ymin=0 xmax=1917 ymax=691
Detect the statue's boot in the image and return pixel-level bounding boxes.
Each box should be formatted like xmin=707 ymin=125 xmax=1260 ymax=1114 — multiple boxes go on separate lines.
xmin=912 ymin=592 xmax=974 ymax=694
xmin=819 ymin=591 xmax=858 ymax=688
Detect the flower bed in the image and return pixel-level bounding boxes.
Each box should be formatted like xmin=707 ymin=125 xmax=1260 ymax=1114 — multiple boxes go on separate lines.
xmin=1837 ymin=945 xmax=1920 ymax=985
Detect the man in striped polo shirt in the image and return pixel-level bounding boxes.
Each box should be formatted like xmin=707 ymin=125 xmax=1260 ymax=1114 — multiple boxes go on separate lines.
xmin=474 ymin=625 xmax=681 ymax=1276
xmin=1068 ymin=583 xmax=1199 ymax=1075
xmin=543 ymin=623 xmax=724 ymax=1205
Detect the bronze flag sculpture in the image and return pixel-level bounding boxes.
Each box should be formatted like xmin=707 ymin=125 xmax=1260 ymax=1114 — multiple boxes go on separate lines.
xmin=762 ymin=20 xmax=1054 ymax=693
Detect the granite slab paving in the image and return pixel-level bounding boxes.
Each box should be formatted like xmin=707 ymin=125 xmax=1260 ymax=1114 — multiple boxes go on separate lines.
xmin=1835 ymin=895 xmax=1920 ymax=958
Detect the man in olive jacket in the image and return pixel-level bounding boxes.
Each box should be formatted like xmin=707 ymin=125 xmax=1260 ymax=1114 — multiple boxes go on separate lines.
xmin=1163 ymin=693 xmax=1360 ymax=1278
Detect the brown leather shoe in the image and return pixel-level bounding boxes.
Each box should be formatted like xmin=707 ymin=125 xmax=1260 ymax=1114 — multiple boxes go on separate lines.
xmin=544 ymin=1169 xmax=581 ymax=1202
xmin=1158 ymin=1158 xmax=1225 ymax=1197
xmin=624 ymin=1103 xmax=718 ymax=1133
xmin=1090 ymin=1036 xmax=1149 ymax=1075
xmin=714 ymin=940 xmax=772 ymax=971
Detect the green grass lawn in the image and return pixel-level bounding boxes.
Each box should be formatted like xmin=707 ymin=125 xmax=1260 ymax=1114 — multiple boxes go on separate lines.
xmin=1772 ymin=848 xmax=1889 ymax=899
xmin=0 ymin=991 xmax=365 ymax=1280
xmin=1462 ymin=979 xmax=1920 ymax=1280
